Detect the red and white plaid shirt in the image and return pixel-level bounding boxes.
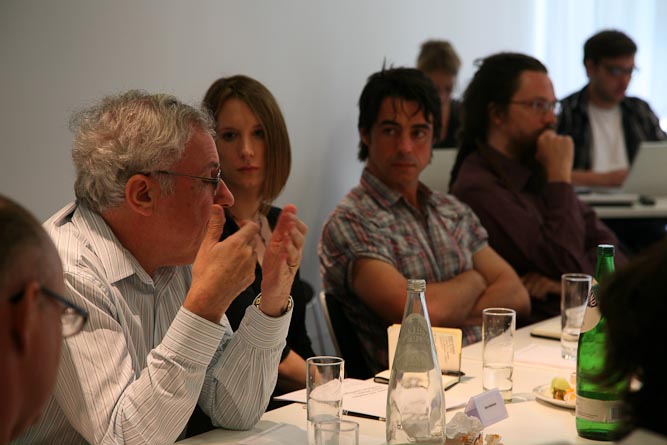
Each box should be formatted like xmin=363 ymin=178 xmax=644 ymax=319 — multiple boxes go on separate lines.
xmin=319 ymin=168 xmax=488 ymax=374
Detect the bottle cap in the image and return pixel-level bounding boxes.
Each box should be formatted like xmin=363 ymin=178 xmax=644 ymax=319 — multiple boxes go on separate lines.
xmin=597 ymin=244 xmax=615 ymax=256
xmin=407 ymin=279 xmax=426 ymax=292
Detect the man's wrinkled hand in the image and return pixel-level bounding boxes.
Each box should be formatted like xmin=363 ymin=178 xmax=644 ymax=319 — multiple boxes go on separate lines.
xmin=186 ymin=205 xmax=259 ymax=322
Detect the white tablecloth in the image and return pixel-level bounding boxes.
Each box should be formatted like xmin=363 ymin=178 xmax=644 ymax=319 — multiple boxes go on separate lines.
xmin=178 ymin=317 xmax=600 ymax=445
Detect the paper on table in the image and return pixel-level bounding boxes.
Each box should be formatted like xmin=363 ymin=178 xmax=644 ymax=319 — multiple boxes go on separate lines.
xmin=275 ymin=378 xmax=468 ymax=418
xmin=237 ymin=422 xmax=385 ymax=445
xmin=275 ymin=378 xmax=387 ymax=418
xmin=514 ymin=344 xmax=576 ymax=370
xmin=239 ymin=423 xmax=306 ymax=445
xmin=340 ymin=379 xmax=388 ymax=418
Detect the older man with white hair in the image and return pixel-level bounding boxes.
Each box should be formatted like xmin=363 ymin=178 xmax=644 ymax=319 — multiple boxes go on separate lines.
xmin=15 ymin=91 xmax=307 ymax=444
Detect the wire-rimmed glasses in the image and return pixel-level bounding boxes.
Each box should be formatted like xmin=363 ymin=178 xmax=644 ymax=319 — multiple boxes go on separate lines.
xmin=9 ymin=286 xmax=88 ymax=338
xmin=600 ymin=63 xmax=637 ymax=78
xmin=510 ymin=99 xmax=561 ymax=116
xmin=149 ymin=169 xmax=222 ymax=194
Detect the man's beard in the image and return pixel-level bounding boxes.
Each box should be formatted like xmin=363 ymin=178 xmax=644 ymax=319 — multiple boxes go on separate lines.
xmin=524 ymin=156 xmax=547 ymax=193
xmin=593 ymin=81 xmax=625 ymax=104
xmin=512 ymin=125 xmax=555 ymax=164
xmin=516 ymin=140 xmax=538 ymax=164
xmin=510 ymin=131 xmax=540 ymax=165
xmin=512 ymin=128 xmax=550 ymax=192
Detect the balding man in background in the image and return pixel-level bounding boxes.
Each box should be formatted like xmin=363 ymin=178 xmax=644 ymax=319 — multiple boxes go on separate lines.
xmin=0 ymin=195 xmax=87 ymax=444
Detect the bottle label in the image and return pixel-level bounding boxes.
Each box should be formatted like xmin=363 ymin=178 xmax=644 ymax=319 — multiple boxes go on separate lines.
xmin=580 ymin=283 xmax=601 ymax=333
xmin=576 ymin=394 xmax=624 ymax=423
xmin=393 ymin=313 xmax=436 ymax=372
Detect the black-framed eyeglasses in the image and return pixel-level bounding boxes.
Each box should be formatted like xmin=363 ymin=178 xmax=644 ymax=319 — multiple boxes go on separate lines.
xmin=9 ymin=286 xmax=88 ymax=337
xmin=147 ymin=169 xmax=222 ymax=194
xmin=600 ymin=63 xmax=637 ymax=78
xmin=510 ymin=99 xmax=561 ymax=115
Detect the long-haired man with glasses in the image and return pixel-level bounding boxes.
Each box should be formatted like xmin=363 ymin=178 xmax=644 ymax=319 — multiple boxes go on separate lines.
xmin=557 ymin=29 xmax=666 ymax=188
xmin=15 ymin=90 xmax=307 ymax=444
xmin=0 ymin=195 xmax=87 ymax=444
xmin=450 ymin=52 xmax=626 ymax=323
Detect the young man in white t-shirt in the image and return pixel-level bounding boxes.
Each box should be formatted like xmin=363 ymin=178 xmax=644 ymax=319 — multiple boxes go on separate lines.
xmin=557 ymin=29 xmax=666 ymax=188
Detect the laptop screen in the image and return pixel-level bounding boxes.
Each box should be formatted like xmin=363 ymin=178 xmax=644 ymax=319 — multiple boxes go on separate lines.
xmin=620 ymin=140 xmax=667 ymax=196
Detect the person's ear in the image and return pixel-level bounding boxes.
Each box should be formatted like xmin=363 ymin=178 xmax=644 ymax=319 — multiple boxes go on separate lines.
xmin=584 ymin=59 xmax=595 ymax=79
xmin=10 ymin=281 xmax=41 ymax=355
xmin=360 ymin=128 xmax=371 ymax=149
xmin=488 ymin=103 xmax=505 ymax=126
xmin=125 ymin=174 xmax=157 ymax=217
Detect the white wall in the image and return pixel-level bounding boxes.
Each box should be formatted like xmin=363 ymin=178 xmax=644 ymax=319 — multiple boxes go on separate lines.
xmin=1 ymin=0 xmax=664 ymax=291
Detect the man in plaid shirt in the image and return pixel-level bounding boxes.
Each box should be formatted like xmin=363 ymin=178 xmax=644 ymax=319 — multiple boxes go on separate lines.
xmin=318 ymin=67 xmax=529 ymax=376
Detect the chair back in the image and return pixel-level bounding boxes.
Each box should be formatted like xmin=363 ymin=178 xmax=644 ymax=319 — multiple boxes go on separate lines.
xmin=318 ymin=291 xmax=341 ymax=356
xmin=319 ymin=292 xmax=373 ymax=379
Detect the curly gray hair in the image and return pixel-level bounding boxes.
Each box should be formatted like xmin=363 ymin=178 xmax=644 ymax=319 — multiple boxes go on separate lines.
xmin=71 ymin=90 xmax=214 ymax=212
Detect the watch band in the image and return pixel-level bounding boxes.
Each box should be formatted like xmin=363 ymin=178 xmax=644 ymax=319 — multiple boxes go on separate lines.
xmin=253 ymin=293 xmax=293 ymax=316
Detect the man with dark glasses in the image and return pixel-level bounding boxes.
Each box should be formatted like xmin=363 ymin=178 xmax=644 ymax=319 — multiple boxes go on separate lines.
xmin=0 ymin=195 xmax=87 ymax=444
xmin=558 ymin=29 xmax=666 ymax=188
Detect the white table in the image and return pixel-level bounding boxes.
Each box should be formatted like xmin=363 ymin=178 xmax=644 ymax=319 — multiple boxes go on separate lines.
xmin=178 ymin=317 xmax=600 ymax=445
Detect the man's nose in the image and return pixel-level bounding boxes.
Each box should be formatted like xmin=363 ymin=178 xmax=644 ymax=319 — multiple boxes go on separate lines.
xmin=397 ymin=133 xmax=414 ymax=153
xmin=543 ymin=109 xmax=558 ymax=127
xmin=214 ymin=180 xmax=235 ymax=208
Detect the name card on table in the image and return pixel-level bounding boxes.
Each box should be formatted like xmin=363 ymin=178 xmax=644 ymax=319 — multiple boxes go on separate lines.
xmin=464 ymin=388 xmax=508 ymax=427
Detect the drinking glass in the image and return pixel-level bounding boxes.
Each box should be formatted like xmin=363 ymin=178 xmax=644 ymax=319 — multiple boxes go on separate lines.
xmin=307 ymin=356 xmax=345 ymax=445
xmin=482 ymin=308 xmax=516 ymax=401
xmin=560 ymin=273 xmax=591 ymax=360
xmin=314 ymin=419 xmax=359 ymax=445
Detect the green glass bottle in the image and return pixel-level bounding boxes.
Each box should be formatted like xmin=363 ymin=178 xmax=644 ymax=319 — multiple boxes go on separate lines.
xmin=575 ymin=244 xmax=625 ymax=440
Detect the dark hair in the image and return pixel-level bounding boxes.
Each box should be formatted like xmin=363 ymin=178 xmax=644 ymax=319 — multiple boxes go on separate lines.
xmin=416 ymin=40 xmax=461 ymax=75
xmin=597 ymin=239 xmax=667 ymax=437
xmin=0 ymin=195 xmax=49 ymax=290
xmin=357 ymin=67 xmax=441 ymax=161
xmin=449 ymin=52 xmax=547 ymax=186
xmin=584 ymin=30 xmax=637 ymax=64
xmin=202 ymin=75 xmax=291 ymax=207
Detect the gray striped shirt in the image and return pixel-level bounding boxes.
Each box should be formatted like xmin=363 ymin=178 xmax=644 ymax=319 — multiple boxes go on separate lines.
xmin=14 ymin=202 xmax=290 ymax=444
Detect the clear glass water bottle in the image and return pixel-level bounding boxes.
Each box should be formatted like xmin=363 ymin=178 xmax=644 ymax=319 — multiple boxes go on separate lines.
xmin=576 ymin=244 xmax=626 ymax=440
xmin=386 ymin=279 xmax=446 ymax=444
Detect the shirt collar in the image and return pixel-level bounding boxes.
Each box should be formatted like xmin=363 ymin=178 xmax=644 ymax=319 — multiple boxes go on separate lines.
xmin=73 ymin=203 xmax=155 ymax=285
xmin=481 ymin=146 xmax=533 ymax=193
xmin=360 ymin=167 xmax=435 ymax=209
xmin=578 ymin=83 xmax=632 ymax=113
